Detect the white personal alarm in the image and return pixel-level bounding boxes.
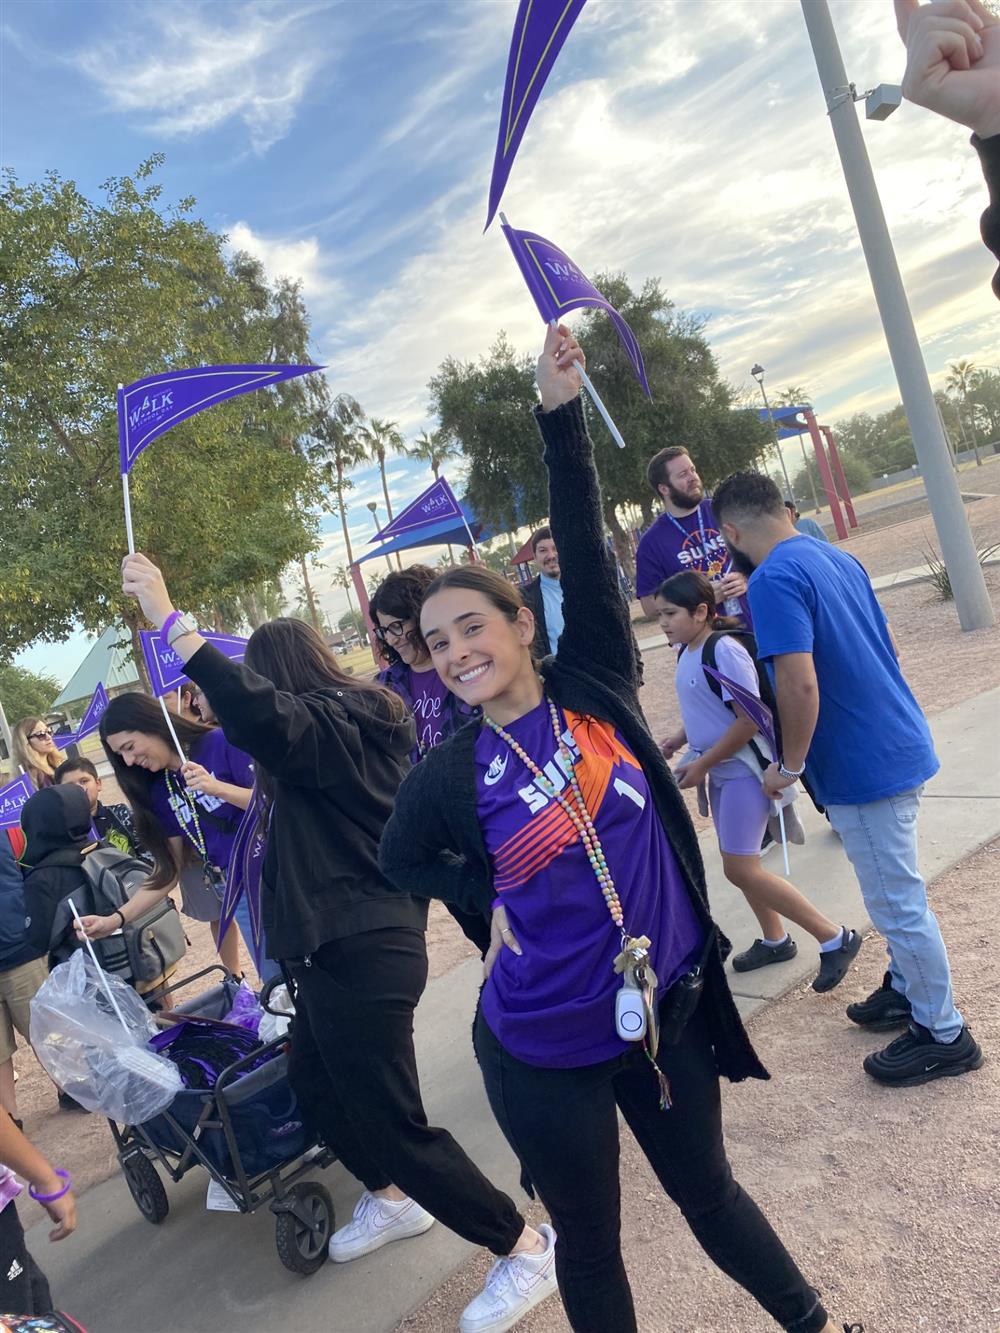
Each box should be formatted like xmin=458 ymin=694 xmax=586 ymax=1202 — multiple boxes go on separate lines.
xmin=615 ymin=979 xmax=647 ymax=1042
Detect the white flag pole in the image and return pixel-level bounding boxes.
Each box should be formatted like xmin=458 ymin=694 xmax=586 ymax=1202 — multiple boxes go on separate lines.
xmin=118 ymin=385 xmax=136 ymax=555
xmin=158 ymin=696 xmax=187 ymax=765
xmin=68 ymin=897 xmax=131 ymax=1035
xmin=499 ymin=213 xmax=627 ymax=450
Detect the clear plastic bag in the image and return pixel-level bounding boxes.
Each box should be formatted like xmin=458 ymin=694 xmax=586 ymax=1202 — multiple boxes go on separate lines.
xmin=258 ymin=982 xmax=294 ymax=1043
xmin=29 ymin=950 xmax=182 ymax=1123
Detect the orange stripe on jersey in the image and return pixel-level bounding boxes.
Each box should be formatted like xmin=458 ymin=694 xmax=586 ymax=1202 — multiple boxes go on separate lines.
xmin=492 ymin=712 xmax=643 ymax=892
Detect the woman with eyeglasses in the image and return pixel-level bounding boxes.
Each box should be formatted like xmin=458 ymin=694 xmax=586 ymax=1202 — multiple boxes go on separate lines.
xmin=12 ymin=720 xmax=65 ymax=790
xmin=371 ymin=566 xmax=491 ymax=955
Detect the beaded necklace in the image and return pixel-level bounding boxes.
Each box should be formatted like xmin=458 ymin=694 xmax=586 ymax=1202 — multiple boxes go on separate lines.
xmin=164 ymin=769 xmax=209 ymax=864
xmin=482 ymin=695 xmax=672 ymax=1108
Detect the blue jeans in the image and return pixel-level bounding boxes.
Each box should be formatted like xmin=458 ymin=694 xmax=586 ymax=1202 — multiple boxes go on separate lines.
xmin=232 ymin=892 xmax=282 ymax=985
xmin=826 ymin=786 xmax=963 ymax=1041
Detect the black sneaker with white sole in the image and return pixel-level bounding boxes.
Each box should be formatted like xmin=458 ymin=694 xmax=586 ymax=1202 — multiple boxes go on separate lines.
xmin=812 ymin=927 xmax=863 ymax=993
xmin=863 ymin=1021 xmax=984 ymax=1087
xmin=845 ymin=970 xmax=911 ymax=1030
xmin=732 ymin=936 xmax=798 ymax=972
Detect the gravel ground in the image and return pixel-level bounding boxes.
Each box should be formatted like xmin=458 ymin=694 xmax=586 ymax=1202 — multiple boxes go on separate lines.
xmin=396 ymin=839 xmax=1000 ymax=1333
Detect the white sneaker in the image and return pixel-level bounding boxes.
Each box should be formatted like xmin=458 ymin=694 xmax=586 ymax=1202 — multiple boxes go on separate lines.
xmin=459 ymin=1224 xmax=558 ymax=1333
xmin=328 ymin=1190 xmax=435 ymax=1262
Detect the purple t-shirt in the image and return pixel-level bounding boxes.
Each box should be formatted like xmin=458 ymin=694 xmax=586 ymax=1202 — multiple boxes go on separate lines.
xmin=148 ymin=729 xmax=253 ymax=873
xmin=476 ymin=700 xmax=704 ymax=1068
xmin=636 ymin=499 xmax=752 ymax=626
xmin=407 ymin=666 xmax=453 ymax=756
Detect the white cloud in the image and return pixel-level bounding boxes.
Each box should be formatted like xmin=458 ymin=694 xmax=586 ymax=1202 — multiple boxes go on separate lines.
xmin=73 ymin=2 xmax=328 ymax=153
xmin=225 ymin=221 xmax=341 ymax=304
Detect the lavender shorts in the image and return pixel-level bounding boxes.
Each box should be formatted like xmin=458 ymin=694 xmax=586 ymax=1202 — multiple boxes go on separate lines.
xmin=708 ymin=771 xmax=769 ymax=857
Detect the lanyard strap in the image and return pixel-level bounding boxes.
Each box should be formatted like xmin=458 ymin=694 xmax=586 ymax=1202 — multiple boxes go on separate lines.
xmin=164 ymin=770 xmax=208 ymax=863
xmin=664 ymin=504 xmax=731 ymax=576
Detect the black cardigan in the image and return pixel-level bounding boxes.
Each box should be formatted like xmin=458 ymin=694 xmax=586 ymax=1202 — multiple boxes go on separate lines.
xmin=521 ymin=574 xmax=554 ymax=659
xmin=380 ymin=396 xmax=767 ymax=1084
xmin=182 ymin=645 xmax=427 ymax=960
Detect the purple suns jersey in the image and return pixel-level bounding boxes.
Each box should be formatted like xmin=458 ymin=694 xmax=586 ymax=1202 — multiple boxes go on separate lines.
xmin=635 ymin=500 xmax=752 ymax=626
xmin=475 ymin=700 xmax=703 ymax=1068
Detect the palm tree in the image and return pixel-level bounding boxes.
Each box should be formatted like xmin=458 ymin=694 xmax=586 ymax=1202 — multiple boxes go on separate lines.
xmin=360 ymin=417 xmax=406 ymax=568
xmin=332 ymin=564 xmax=360 ymax=635
xmin=946 ymin=360 xmax=982 ymax=466
xmin=407 ymin=428 xmax=462 ymax=563
xmin=311 ymin=393 xmax=367 ymax=566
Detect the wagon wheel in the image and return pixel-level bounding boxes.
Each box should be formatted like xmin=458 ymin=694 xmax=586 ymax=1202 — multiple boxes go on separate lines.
xmin=122 ymin=1152 xmax=169 ymax=1224
xmin=274 ymin=1181 xmax=333 ymax=1275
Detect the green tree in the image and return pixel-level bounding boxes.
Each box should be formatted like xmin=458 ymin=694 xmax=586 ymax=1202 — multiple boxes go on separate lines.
xmin=0 ymin=663 xmax=62 ymax=725
xmin=309 ymin=392 xmax=367 ymax=566
xmin=969 ymin=369 xmax=1000 ymax=442
xmin=337 ymin=608 xmax=365 ymax=639
xmin=359 ymin=417 xmax=405 ymax=570
xmin=0 ymin=159 xmax=318 ymax=665
xmin=946 ymin=359 xmax=982 ymax=464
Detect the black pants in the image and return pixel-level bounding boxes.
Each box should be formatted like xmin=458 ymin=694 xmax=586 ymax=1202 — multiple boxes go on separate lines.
xmin=286 ymin=927 xmax=524 ymax=1256
xmin=474 ymin=1003 xmax=829 ymax=1333
xmin=0 ymin=1200 xmax=52 ymax=1315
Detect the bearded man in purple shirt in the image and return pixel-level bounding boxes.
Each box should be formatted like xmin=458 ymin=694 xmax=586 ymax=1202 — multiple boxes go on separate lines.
xmin=636 ymin=446 xmax=751 ymax=627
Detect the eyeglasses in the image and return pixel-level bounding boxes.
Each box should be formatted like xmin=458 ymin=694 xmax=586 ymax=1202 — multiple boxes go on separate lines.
xmin=374 ymin=619 xmax=408 ymax=642
xmin=28 ymin=728 xmax=54 ymax=741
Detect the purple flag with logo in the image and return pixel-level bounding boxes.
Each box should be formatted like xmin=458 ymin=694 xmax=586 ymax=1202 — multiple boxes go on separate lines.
xmin=140 ymin=630 xmax=248 ymax=698
xmin=217 ymin=795 xmax=266 ymax=970
xmin=486 ymin=0 xmax=587 ymax=230
xmin=370 ymin=476 xmax=464 ymax=543
xmin=75 ymin=682 xmax=110 ymax=741
xmin=0 ymin=774 xmax=35 ymax=831
xmin=703 ymin=666 xmax=777 ymax=762
xmin=501 ymin=223 xmax=651 ymax=397
xmin=118 ymin=364 xmax=322 ymax=475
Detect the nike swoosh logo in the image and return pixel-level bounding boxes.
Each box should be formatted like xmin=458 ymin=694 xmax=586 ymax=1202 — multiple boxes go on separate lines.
xmin=484 ymin=753 xmax=508 ymax=786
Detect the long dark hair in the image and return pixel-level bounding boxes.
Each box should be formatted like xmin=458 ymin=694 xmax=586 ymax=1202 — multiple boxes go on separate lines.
xmin=369 ymin=564 xmax=437 ymax=667
xmin=243 ymin=617 xmax=408 ymax=822
xmin=655 ymin=571 xmax=741 ymax=632
xmin=100 ymin=693 xmax=213 ymax=892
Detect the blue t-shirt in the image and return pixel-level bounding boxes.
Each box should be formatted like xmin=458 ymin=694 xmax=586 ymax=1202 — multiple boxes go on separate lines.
xmin=539 ymin=573 xmax=565 ymax=652
xmin=748 ymin=536 xmax=938 ymax=806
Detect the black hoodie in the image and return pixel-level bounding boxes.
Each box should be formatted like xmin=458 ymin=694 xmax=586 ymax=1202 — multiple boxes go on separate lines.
xmin=180 ymin=645 xmax=428 ymax=959
xmin=20 ymin=784 xmax=94 ymax=964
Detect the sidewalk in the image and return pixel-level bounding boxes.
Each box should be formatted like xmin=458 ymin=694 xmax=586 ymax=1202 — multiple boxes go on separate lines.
xmin=28 ymin=688 xmax=1000 ymax=1333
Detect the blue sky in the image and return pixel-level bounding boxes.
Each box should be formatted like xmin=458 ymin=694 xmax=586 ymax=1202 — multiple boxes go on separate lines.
xmin=4 ymin=0 xmax=997 ymax=687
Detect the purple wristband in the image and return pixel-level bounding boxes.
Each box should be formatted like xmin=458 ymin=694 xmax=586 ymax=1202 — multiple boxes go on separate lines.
xmin=29 ymin=1168 xmax=71 ymax=1203
xmin=160 ymin=610 xmax=182 ymax=643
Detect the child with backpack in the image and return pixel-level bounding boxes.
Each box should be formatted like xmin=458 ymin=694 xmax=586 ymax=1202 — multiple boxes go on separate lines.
xmin=52 ymin=758 xmax=149 ymax=864
xmin=654 ymin=571 xmax=862 ymax=991
xmin=19 ymin=785 xmax=186 ymax=1003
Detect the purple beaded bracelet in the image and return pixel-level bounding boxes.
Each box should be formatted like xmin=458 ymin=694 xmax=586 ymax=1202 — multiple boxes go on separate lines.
xmin=29 ymin=1169 xmax=71 ymax=1203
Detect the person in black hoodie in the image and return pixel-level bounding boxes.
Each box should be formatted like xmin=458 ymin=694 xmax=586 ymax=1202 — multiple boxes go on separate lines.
xmin=20 ymin=785 xmax=96 ymax=972
xmin=379 ymin=326 xmax=851 ymax=1333
xmin=114 ymin=577 xmax=553 ymax=1318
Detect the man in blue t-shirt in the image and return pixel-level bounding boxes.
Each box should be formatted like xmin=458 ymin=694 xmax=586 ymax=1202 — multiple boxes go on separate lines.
xmin=713 ymin=471 xmax=982 ymax=1089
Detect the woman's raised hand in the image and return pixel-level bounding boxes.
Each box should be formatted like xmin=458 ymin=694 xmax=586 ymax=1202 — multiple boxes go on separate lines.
xmin=121 ymin=553 xmax=175 ymax=629
xmin=895 ymin=0 xmax=1000 ymax=137
xmin=537 ymin=323 xmax=584 ymax=413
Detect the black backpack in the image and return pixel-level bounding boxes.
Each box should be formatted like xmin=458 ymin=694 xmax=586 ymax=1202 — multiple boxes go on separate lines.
xmin=33 ymin=845 xmax=187 ymax=990
xmin=700 ymin=629 xmax=825 ymax=814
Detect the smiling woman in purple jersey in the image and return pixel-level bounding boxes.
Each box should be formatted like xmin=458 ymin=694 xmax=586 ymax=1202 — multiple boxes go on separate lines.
xmin=380 ymin=325 xmax=856 ymax=1333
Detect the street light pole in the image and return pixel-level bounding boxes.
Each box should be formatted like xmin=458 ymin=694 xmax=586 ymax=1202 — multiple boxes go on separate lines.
xmin=800 ymin=0 xmax=993 ymax=631
xmin=751 ymin=364 xmax=796 ymax=505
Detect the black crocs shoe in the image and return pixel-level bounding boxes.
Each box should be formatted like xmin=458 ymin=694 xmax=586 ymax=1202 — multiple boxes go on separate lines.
xmin=812 ymin=927 xmax=863 ymax=993
xmin=732 ymin=936 xmax=798 ymax=972
xmin=863 ymin=1021 xmax=984 ymax=1087
xmin=845 ymin=970 xmax=912 ymax=1030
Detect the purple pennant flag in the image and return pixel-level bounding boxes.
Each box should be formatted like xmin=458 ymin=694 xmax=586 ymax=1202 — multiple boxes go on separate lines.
xmin=501 ymin=223 xmax=651 ymax=397
xmin=74 ymin=682 xmax=110 ymax=741
xmin=703 ymin=666 xmax=778 ymax=762
xmin=53 ymin=731 xmax=77 ymax=749
xmin=216 ymin=794 xmax=266 ymax=971
xmin=485 ymin=0 xmax=587 ymax=230
xmin=370 ymin=476 xmax=464 ymax=543
xmin=0 ymin=774 xmax=35 ymax=831
xmin=140 ymin=629 xmax=248 ymax=698
xmin=118 ymin=364 xmax=322 ymax=475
